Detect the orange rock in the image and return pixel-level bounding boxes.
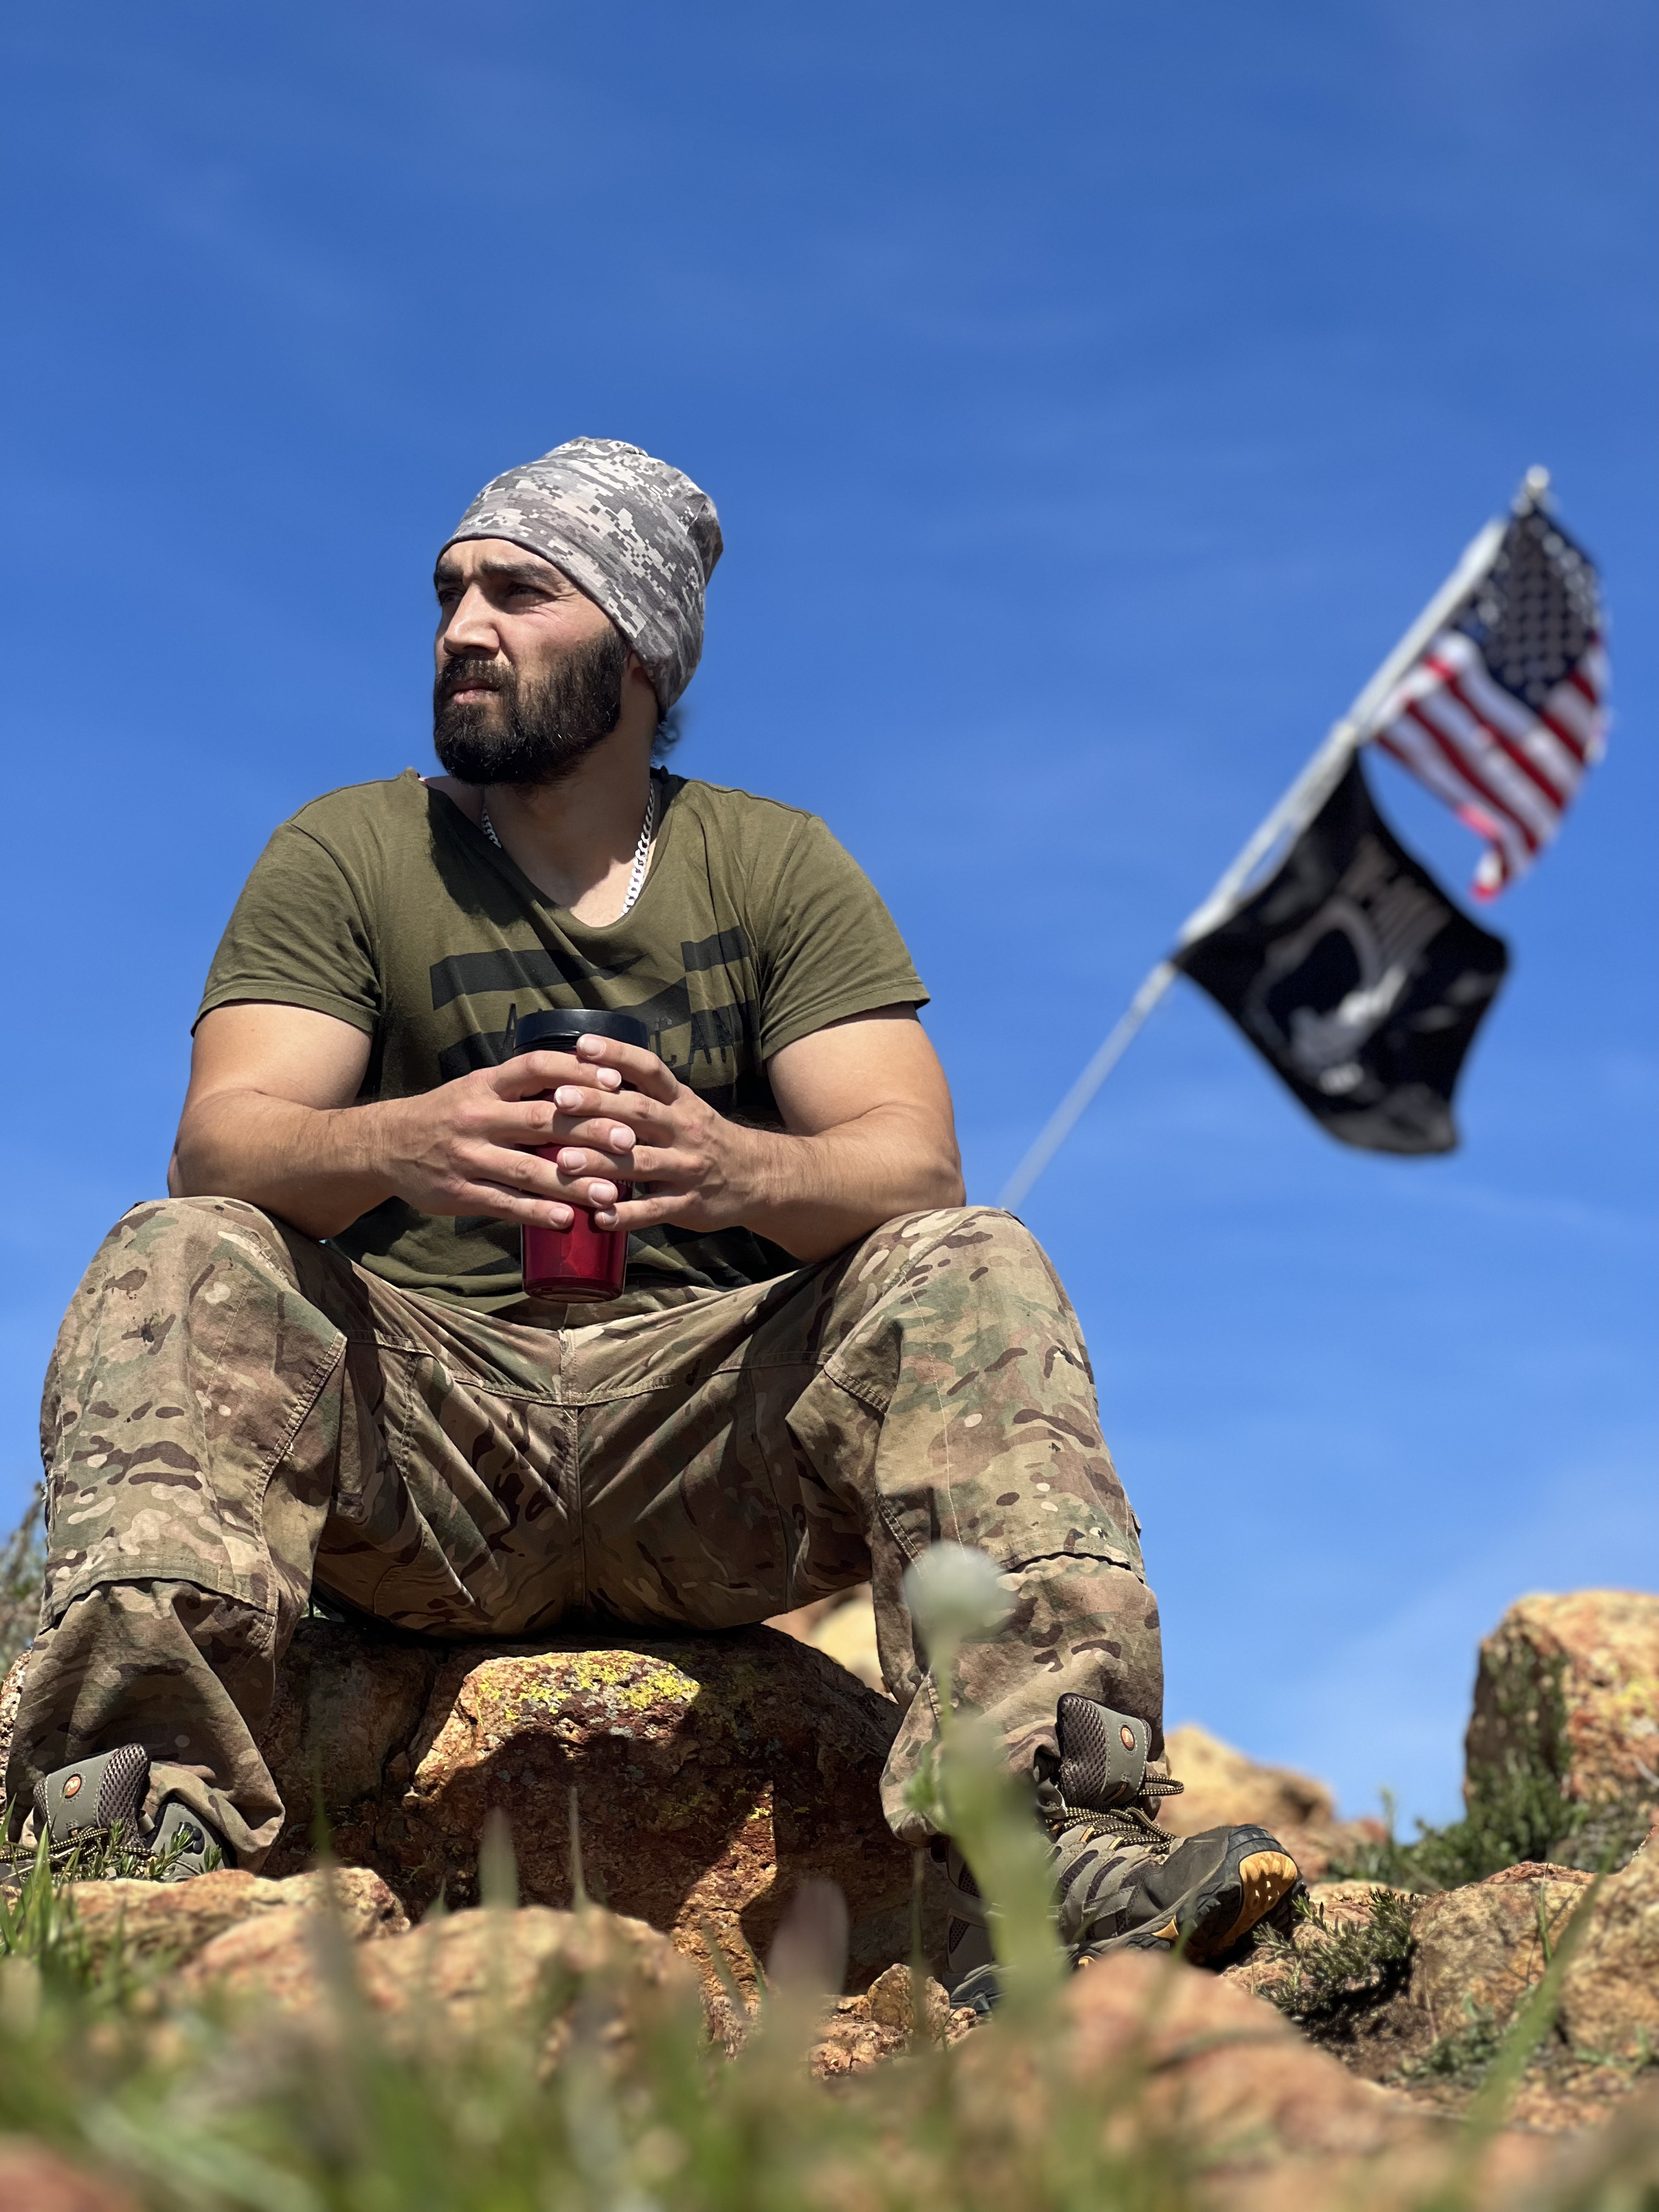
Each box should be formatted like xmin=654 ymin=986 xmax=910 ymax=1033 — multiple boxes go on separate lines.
xmin=258 ymin=1621 xmax=923 ymax=2004
xmin=769 ymin=1585 xmax=886 ymax=1694
xmin=1559 ymin=1841 xmax=1659 ymax=2058
xmin=1465 ymin=1590 xmax=1659 ymax=1809
xmin=810 ymin=1962 xmax=978 ymax=2076
xmin=0 ymin=2138 xmax=137 ymax=2212
xmin=183 ymin=1898 xmax=699 ymax=2075
xmin=1409 ymin=1861 xmax=1594 ymax=2038
xmin=64 ymin=1866 xmax=408 ymax=1967
xmin=1008 ymin=1949 xmax=1555 ymax=2211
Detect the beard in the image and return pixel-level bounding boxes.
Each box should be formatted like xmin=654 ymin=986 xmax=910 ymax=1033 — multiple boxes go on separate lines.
xmin=432 ymin=625 xmax=632 ymax=786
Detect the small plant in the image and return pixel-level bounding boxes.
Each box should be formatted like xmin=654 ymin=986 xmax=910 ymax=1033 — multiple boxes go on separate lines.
xmin=1 ymin=1815 xmax=211 ymax=1887
xmin=1407 ymin=1997 xmax=1508 ymax=2087
xmin=899 ymin=1542 xmax=1064 ymax=2017
xmin=1256 ymin=1884 xmax=1419 ymax=2027
xmin=0 ymin=1837 xmax=94 ymax=1987
xmin=1335 ymin=1644 xmax=1655 ymax=1894
xmin=1330 ymin=1774 xmax=1650 ymax=1893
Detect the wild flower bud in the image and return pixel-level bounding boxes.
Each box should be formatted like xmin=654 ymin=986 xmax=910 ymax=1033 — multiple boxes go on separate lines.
xmin=902 ymin=1543 xmax=1012 ymax=1645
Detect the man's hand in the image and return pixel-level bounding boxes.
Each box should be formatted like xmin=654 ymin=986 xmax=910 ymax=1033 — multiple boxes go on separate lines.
xmin=173 ymin=1000 xmax=963 ymax=1261
xmin=529 ymin=1037 xmax=762 ymax=1232
xmin=374 ymin=1050 xmax=638 ymax=1228
xmin=528 ymin=1017 xmax=963 ymax=1258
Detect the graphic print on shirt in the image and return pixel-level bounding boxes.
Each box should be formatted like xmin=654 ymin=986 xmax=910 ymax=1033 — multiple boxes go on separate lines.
xmin=432 ymin=927 xmax=760 ymax=1118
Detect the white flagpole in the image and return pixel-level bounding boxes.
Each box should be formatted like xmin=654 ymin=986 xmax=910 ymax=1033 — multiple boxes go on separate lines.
xmin=996 ymin=505 xmax=1512 ymax=1214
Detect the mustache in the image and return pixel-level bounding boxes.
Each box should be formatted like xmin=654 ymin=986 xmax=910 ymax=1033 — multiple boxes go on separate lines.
xmin=436 ymin=657 xmax=512 ymax=699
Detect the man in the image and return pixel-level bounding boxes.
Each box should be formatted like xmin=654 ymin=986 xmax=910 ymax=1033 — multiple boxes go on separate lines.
xmin=8 ymin=438 xmax=1296 ymax=1999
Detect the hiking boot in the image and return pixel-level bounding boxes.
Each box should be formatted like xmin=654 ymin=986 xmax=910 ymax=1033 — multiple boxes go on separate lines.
xmin=29 ymin=1745 xmax=233 ymax=1880
xmin=146 ymin=1798 xmax=232 ymax=1882
xmin=943 ymin=1695 xmax=1300 ymax=2013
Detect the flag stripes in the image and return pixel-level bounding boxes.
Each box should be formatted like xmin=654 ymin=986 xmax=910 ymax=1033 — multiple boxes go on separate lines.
xmin=1373 ymin=633 xmax=1606 ymax=896
xmin=1366 ymin=495 xmax=1607 ymax=900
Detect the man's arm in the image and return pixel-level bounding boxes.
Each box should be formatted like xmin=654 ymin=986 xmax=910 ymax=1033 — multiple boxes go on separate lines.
xmin=750 ymin=1007 xmax=966 ymax=1254
xmin=171 ymin=1003 xmax=633 ymax=1240
xmin=172 ymin=1000 xmax=962 ymax=1257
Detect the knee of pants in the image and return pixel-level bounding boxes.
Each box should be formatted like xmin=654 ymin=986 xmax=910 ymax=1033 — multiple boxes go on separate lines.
xmin=879 ymin=1206 xmax=1074 ymax=1324
xmin=862 ymin=1204 xmax=1051 ymax=1274
xmin=108 ymin=1194 xmax=291 ymax=1266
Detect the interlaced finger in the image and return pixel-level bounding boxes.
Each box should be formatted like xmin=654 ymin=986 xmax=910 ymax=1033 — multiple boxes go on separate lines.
xmin=549 ymin=1083 xmax=674 ymax=1135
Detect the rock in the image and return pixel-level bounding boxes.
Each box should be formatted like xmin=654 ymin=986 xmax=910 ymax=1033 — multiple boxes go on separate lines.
xmin=184 ymin=1898 xmax=698 ymax=2075
xmin=1222 ymin=1858 xmax=1652 ymax=2135
xmin=1408 ymin=1860 xmax=1593 ymax=2041
xmin=1159 ymin=1724 xmax=1380 ymax=1880
xmin=967 ymin=1949 xmax=1553 ymax=2212
xmin=1559 ymin=1840 xmax=1659 ymax=2058
xmin=0 ymin=2139 xmax=138 ymax=2212
xmin=257 ymin=1623 xmax=439 ymax=1815
xmin=63 ymin=1866 xmax=409 ymax=1967
xmin=1465 ymin=1590 xmax=1659 ymax=1812
xmin=0 ymin=1651 xmax=27 ymax=1792
xmin=769 ymin=1585 xmax=886 ymax=1694
xmin=810 ymin=1961 xmax=978 ymax=2076
xmin=1530 ymin=2079 xmax=1659 ymax=2198
xmin=257 ymin=1620 xmax=928 ymax=2004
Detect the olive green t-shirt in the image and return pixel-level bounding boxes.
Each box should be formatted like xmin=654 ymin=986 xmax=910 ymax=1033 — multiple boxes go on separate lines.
xmin=198 ymin=770 xmax=928 ymax=1311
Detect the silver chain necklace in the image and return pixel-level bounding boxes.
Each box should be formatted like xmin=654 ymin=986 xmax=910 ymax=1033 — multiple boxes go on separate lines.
xmin=479 ymin=773 xmax=658 ymax=918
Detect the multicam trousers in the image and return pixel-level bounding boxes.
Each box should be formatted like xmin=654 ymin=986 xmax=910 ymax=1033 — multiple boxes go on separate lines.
xmin=8 ymin=1198 xmax=1163 ymax=1867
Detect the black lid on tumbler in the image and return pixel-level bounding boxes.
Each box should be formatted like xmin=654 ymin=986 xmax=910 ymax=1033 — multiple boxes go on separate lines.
xmin=511 ymin=1007 xmax=651 ymax=1054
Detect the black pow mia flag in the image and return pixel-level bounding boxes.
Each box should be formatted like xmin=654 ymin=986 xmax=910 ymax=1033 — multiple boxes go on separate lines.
xmin=1175 ymin=759 xmax=1509 ymax=1155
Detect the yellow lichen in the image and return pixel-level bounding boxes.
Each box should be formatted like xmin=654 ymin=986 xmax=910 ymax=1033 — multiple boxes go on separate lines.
xmin=467 ymin=1653 xmax=702 ymax=1730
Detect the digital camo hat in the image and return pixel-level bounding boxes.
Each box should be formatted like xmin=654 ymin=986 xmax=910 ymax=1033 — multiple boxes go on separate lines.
xmin=442 ymin=437 xmax=723 ymax=715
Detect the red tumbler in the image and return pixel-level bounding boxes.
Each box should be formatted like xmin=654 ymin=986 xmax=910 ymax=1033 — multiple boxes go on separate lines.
xmin=512 ymin=1007 xmax=652 ymax=1304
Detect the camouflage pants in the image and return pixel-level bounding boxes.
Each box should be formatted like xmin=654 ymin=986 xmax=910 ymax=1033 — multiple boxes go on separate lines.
xmin=9 ymin=1198 xmax=1162 ymax=1867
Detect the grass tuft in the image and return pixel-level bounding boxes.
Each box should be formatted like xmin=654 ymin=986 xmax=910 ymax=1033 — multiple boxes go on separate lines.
xmin=1406 ymin=2000 xmax=1507 ymax=2089
xmin=1255 ymin=1886 xmax=1419 ymax=2027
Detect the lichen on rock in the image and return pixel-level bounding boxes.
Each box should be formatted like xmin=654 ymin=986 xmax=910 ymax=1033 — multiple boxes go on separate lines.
xmin=255 ymin=1619 xmax=935 ymax=2005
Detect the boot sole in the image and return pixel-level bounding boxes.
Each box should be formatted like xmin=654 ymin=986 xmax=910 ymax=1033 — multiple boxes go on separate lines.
xmin=1190 ymin=1847 xmax=1300 ymax=1960
xmin=1076 ymin=1844 xmax=1301 ymax=1966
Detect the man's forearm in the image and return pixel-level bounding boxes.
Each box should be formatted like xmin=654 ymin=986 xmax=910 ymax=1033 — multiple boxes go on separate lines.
xmin=731 ymin=1104 xmax=964 ymax=1262
xmin=174 ymin=1077 xmax=964 ymax=1265
xmin=172 ymin=1092 xmax=399 ymax=1240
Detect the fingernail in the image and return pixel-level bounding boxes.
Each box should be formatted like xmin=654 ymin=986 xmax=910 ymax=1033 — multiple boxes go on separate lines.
xmin=555 ymin=1087 xmax=582 ymax=1108
xmin=610 ymin=1126 xmax=631 ymax=1147
xmin=599 ymin=1068 xmax=620 ymax=1087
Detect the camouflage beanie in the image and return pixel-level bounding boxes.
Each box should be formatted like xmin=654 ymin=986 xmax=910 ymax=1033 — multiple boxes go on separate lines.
xmin=443 ymin=437 xmax=723 ymax=715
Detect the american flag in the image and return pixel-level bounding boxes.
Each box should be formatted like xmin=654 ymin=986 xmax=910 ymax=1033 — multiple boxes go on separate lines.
xmin=1369 ymin=488 xmax=1608 ymax=899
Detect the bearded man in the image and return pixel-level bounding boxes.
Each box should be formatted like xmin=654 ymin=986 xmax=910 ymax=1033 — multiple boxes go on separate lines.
xmin=7 ymin=439 xmax=1296 ymax=2005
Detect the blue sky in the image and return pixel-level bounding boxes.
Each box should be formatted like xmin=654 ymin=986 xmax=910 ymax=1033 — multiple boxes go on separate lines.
xmin=3 ymin=0 xmax=1653 ymax=1827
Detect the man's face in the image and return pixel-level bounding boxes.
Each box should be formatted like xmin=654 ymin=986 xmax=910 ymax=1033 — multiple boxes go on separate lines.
xmin=432 ymin=537 xmax=632 ymax=786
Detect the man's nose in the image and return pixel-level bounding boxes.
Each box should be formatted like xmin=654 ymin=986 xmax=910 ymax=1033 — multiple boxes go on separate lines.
xmin=439 ymin=582 xmax=502 ymax=655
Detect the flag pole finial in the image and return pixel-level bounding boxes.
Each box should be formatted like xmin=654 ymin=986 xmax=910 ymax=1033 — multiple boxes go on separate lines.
xmin=1518 ymin=464 xmax=1551 ymax=511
